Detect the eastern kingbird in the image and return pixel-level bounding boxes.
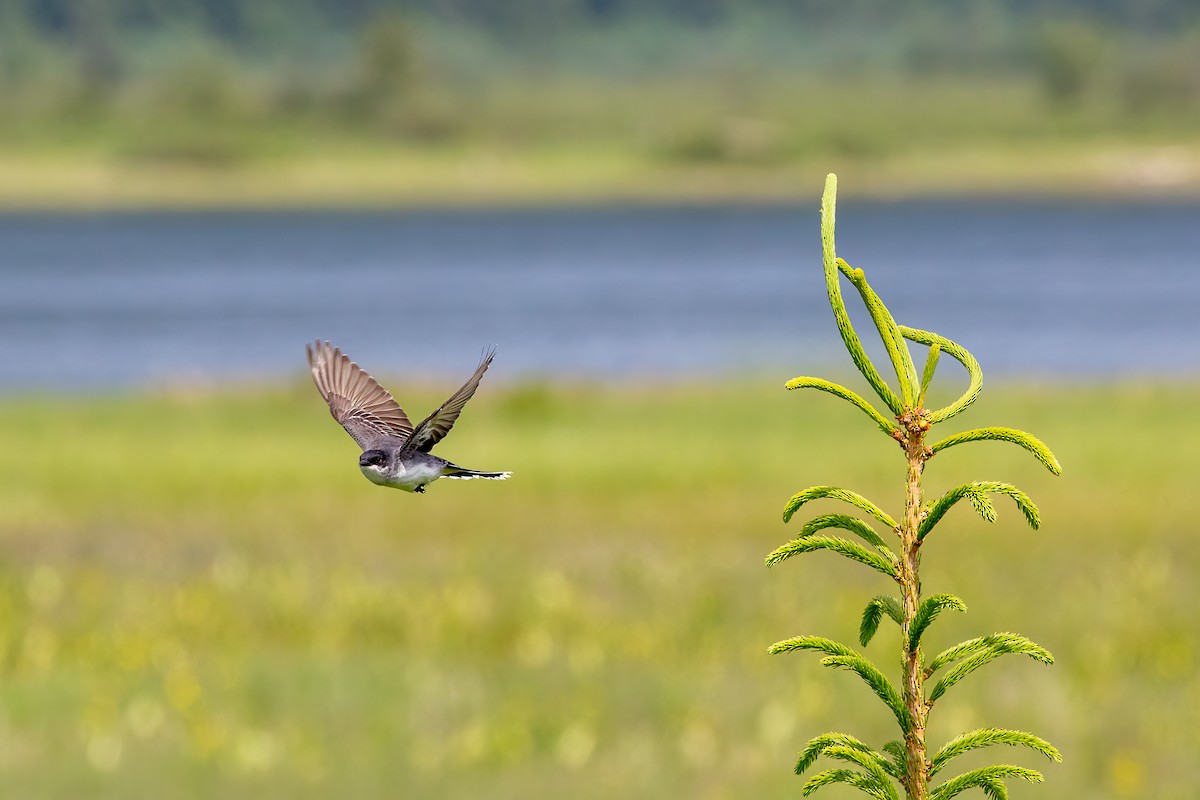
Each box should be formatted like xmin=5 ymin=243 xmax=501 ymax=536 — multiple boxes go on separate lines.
xmin=307 ymin=340 xmax=511 ymax=493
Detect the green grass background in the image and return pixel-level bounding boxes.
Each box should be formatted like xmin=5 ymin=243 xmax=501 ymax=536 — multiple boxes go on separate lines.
xmin=0 ymin=377 xmax=1195 ymax=798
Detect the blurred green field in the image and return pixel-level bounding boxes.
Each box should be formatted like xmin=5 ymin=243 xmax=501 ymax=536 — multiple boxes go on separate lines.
xmin=0 ymin=377 xmax=1195 ymax=798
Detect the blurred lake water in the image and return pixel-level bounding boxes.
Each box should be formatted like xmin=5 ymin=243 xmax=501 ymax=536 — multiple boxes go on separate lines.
xmin=2 ymin=199 xmax=1197 ymax=392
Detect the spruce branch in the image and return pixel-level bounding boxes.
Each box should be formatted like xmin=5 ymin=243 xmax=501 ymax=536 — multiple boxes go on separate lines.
xmin=860 ymin=595 xmax=904 ymax=646
xmin=766 ymin=535 xmax=900 ymax=579
xmin=820 ymin=655 xmax=912 ymax=732
xmin=819 ymin=175 xmax=905 ymax=416
xmin=837 ymin=258 xmax=921 ymax=408
xmin=824 ymin=746 xmax=903 ymax=800
xmin=803 ymin=768 xmax=893 ymax=799
xmin=925 ymin=633 xmax=1052 ymax=676
xmin=928 ymin=634 xmax=1054 ymax=702
xmin=918 ymin=344 xmax=941 ymax=407
xmin=907 ymin=594 xmax=967 ymax=652
xmin=769 ymin=635 xmax=856 ymax=658
xmin=786 ymin=377 xmax=902 ymax=437
xmin=918 ymin=482 xmax=1040 ymax=542
xmin=783 ymin=485 xmax=899 ymax=529
xmin=929 ymin=766 xmax=1044 ymax=800
xmin=882 ymin=741 xmax=908 ymax=782
xmin=930 ymin=427 xmax=1062 ymax=475
xmin=795 ymin=733 xmax=893 ymax=776
xmin=930 ymin=729 xmax=1062 ymax=776
xmin=898 ymin=327 xmax=982 ymax=424
xmin=774 ymin=512 xmax=897 ymax=557
xmin=769 ymin=636 xmax=910 ymax=732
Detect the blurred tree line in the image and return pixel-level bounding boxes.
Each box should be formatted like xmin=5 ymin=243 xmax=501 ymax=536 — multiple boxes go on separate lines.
xmin=0 ymin=0 xmax=1197 ymax=163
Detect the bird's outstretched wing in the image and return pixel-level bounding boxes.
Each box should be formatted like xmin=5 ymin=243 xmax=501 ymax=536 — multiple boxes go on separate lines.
xmin=307 ymin=340 xmax=414 ymax=449
xmin=404 ymin=348 xmax=496 ymax=453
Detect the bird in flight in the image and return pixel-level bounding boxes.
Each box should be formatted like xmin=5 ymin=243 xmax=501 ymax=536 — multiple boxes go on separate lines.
xmin=307 ymin=340 xmax=510 ymax=493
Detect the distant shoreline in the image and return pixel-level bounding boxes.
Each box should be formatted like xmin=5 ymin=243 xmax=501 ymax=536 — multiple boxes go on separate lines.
xmin=3 ymin=142 xmax=1199 ymax=210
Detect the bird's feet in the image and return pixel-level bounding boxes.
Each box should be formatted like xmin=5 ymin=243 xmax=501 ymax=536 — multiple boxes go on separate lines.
xmin=415 ymin=484 xmax=427 ymax=494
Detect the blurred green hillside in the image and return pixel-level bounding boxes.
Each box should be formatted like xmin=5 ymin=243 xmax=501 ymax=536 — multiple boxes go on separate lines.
xmin=0 ymin=379 xmax=1196 ymax=797
xmin=2 ymin=0 xmax=1200 ymax=205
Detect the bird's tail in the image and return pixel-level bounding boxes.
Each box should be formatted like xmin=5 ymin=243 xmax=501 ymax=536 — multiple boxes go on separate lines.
xmin=443 ymin=465 xmax=511 ymax=481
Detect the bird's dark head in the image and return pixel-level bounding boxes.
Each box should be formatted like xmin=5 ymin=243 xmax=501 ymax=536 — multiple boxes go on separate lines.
xmin=359 ymin=449 xmax=388 ymax=469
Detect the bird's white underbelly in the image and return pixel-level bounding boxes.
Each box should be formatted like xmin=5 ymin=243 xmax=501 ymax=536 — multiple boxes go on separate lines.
xmin=363 ymin=460 xmax=445 ymax=492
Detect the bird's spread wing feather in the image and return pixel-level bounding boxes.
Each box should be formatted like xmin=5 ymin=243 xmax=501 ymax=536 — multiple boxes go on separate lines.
xmin=404 ymin=348 xmax=496 ymax=453
xmin=307 ymin=340 xmax=414 ymax=449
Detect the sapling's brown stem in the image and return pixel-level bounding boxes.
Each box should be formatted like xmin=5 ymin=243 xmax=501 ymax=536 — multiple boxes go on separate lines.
xmin=899 ymin=408 xmax=932 ymax=799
